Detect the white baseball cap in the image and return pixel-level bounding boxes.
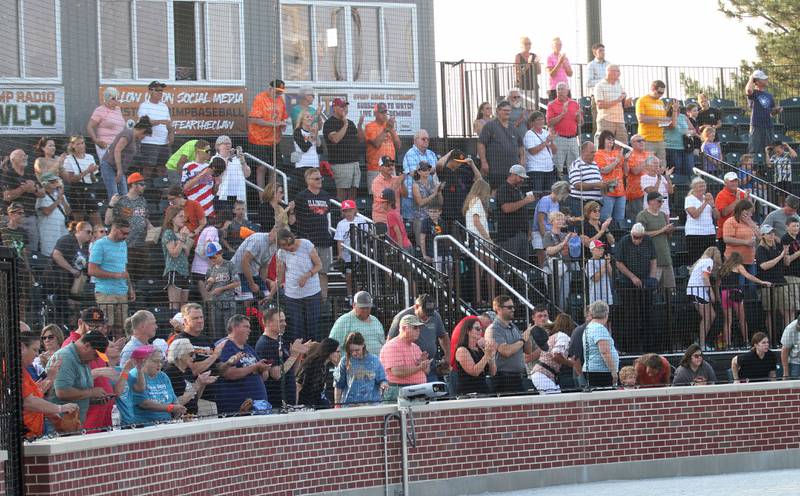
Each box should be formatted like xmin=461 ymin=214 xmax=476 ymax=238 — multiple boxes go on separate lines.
xmin=752 ymin=70 xmax=768 ymax=80
xmin=723 ymin=172 xmax=739 ymax=182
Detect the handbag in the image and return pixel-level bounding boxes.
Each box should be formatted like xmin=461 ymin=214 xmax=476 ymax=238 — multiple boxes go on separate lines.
xmin=69 ymin=156 xmax=105 ymax=203
xmin=70 ymin=273 xmax=87 ymax=295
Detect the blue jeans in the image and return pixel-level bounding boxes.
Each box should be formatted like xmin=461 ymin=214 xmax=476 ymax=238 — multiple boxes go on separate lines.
xmin=285 ymin=292 xmax=321 ymax=341
xmin=600 ymin=195 xmax=626 ymax=224
xmin=666 ymin=147 xmax=693 ymax=178
xmin=789 ymin=363 xmax=800 ymax=378
xmin=100 ymin=160 xmax=128 ymax=200
xmin=749 ymin=125 xmax=773 ymax=154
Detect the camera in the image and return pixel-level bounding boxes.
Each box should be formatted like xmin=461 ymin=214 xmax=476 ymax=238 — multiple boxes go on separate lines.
xmin=397 ymin=382 xmax=447 ymax=404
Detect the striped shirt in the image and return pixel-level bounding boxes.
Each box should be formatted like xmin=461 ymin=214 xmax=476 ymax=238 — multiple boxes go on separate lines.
xmin=182 ymin=161 xmax=215 ymax=216
xmin=568 ymin=158 xmax=604 ymax=202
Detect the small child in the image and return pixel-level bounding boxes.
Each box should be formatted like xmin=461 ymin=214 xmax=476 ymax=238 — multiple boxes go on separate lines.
xmin=204 ymin=241 xmax=240 ymax=336
xmin=419 ymin=198 xmax=447 ymax=271
xmin=618 ymin=365 xmax=637 ymax=389
xmin=766 ymin=140 xmax=798 ymax=199
xmin=738 ymin=154 xmax=756 ymax=194
xmin=222 ymin=200 xmax=259 ymax=253
xmin=700 ymin=126 xmax=721 ymax=176
xmin=382 ymin=188 xmax=412 ymax=252
xmin=585 ymin=240 xmax=614 ymax=305
xmin=334 ymin=200 xmax=370 ymax=299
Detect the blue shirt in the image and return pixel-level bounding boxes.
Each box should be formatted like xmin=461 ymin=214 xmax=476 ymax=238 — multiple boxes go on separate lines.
xmin=216 ymin=339 xmax=270 ymax=414
xmin=113 ymin=365 xmax=135 ymax=425
xmin=129 ymin=368 xmax=177 ymax=425
xmin=401 ymin=146 xmax=438 ymax=217
xmin=664 ymin=114 xmax=689 ymax=150
xmin=582 ymin=321 xmax=619 ymax=373
xmin=534 ymin=195 xmax=559 ymax=233
xmin=334 ymin=353 xmax=387 ymax=404
xmin=89 ymin=236 xmax=128 ymax=295
xmin=749 ymin=90 xmax=775 ymax=128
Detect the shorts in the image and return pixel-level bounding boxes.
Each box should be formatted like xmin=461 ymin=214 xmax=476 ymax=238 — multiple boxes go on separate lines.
xmin=761 ymin=285 xmax=791 ymax=311
xmin=137 ymin=143 xmax=172 ymax=169
xmin=366 ymin=170 xmax=381 ymax=192
xmin=721 ymin=288 xmax=743 ymax=310
xmin=165 ymin=271 xmax=191 ymax=289
xmin=316 ymin=246 xmax=333 ymax=273
xmin=342 ymin=260 xmax=359 ymax=273
xmin=95 ymin=293 xmax=128 ymax=328
xmin=332 ymin=161 xmax=361 ymax=189
xmin=688 ymin=295 xmax=709 ymax=305
xmin=531 ymin=231 xmax=544 ymax=250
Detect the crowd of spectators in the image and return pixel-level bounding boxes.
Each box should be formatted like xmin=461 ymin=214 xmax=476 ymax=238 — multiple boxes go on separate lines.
xmin=4 ymin=52 xmax=800 ymax=442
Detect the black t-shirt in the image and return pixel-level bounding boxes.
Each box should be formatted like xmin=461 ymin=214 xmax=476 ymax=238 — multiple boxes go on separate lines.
xmin=297 ymin=360 xmax=331 ymax=407
xmin=421 ymin=217 xmax=445 ymax=257
xmin=581 ymin=221 xmax=613 ymax=259
xmin=254 ymin=333 xmax=296 ymax=406
xmin=614 ymin=234 xmax=656 ymax=283
xmin=567 ymin=323 xmax=587 ymax=363
xmin=255 ymin=202 xmax=277 ymax=233
xmin=294 ymin=189 xmax=333 ymax=247
xmin=756 ymin=243 xmax=786 ymax=283
xmin=0 ymin=165 xmax=40 ymax=214
xmin=782 ymin=233 xmax=800 ymax=278
xmin=737 ymin=349 xmax=777 ymax=381
xmin=52 ymin=234 xmax=88 ymax=274
xmin=495 ymin=181 xmax=527 ymax=242
xmin=438 ymin=164 xmax=474 ymax=222
xmin=163 ymin=363 xmax=199 ymax=414
xmin=174 ymin=331 xmax=214 ymax=351
xmin=323 ymin=117 xmax=360 ymax=164
xmin=697 ymin=108 xmax=721 ymax=129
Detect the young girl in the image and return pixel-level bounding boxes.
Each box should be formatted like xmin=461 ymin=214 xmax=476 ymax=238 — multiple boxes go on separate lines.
xmin=700 ymin=126 xmax=721 ymax=176
xmin=381 ymin=188 xmax=411 ymax=251
xmin=719 ymin=251 xmax=772 ymax=349
xmin=686 ymin=246 xmax=722 ymax=350
xmin=193 ymin=214 xmax=228 ymax=301
xmin=292 ymin=109 xmax=320 ymax=169
xmin=296 ymin=338 xmax=340 ymax=407
xmin=333 ymin=332 xmax=388 ymax=405
xmin=463 ymin=179 xmax=495 ymax=305
xmin=161 ymin=205 xmax=194 ymax=309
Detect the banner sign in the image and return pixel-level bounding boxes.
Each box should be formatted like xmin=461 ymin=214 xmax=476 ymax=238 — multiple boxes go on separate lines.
xmin=0 ymin=87 xmax=65 ymax=134
xmin=99 ymin=86 xmax=247 ymax=135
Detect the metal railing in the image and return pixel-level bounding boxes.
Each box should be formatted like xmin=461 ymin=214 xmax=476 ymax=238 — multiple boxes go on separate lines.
xmin=693 ymin=166 xmax=780 ymax=211
xmin=242 ymin=152 xmax=289 ymax=203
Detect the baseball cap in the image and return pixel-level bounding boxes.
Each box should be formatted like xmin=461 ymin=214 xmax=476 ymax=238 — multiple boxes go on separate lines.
xmin=381 ymin=188 xmax=395 ymax=201
xmin=509 ymin=164 xmax=528 ymax=178
xmin=353 ymin=291 xmax=374 ymax=308
xmin=239 ymin=226 xmax=256 ymax=239
xmin=80 ymin=307 xmax=106 ymax=324
xmin=171 ymin=312 xmax=184 ymax=326
xmin=81 ymin=330 xmax=109 ymax=353
xmin=269 ymin=79 xmax=286 ymax=92
xmin=131 ymin=344 xmax=156 ymax=361
xmin=415 ymin=294 xmax=437 ymax=312
xmin=530 ymin=326 xmax=550 ymax=352
xmin=6 ymin=202 xmax=24 ymax=214
xmin=148 ymin=80 xmax=167 ymax=90
xmin=751 ymin=70 xmax=768 ymax=80
xmin=451 ymin=149 xmax=468 ymax=163
xmin=646 ymin=191 xmax=663 ymax=202
xmin=341 ymin=200 xmax=357 ymax=210
xmin=589 ymin=240 xmax=605 ymax=250
xmin=400 ymin=314 xmax=425 ymax=327
xmin=205 ymin=241 xmax=223 ymax=257
xmin=374 ymin=103 xmax=388 ymax=113
xmin=332 ymin=98 xmax=349 ymax=108
xmin=760 ymin=224 xmax=775 ymax=235
xmin=723 ymin=172 xmax=739 ymax=182
xmin=40 ymin=171 xmax=60 ymax=183
xmin=127 ymin=172 xmax=145 ymax=185
xmin=568 ymin=235 xmax=583 ymax=259
xmin=379 ymin=155 xmax=396 ymax=167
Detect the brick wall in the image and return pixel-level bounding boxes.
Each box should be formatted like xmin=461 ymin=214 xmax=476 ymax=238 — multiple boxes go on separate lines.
xmin=21 ymin=382 xmax=800 ymax=496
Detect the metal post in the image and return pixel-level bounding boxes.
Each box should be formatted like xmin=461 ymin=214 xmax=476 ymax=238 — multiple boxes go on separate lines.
xmin=719 ymin=67 xmax=726 ymax=100
xmin=585 ymin=0 xmax=603 ymax=62
xmin=664 ymin=67 xmax=670 ymax=98
xmin=439 ymin=62 xmax=449 ymax=145
xmin=399 ymin=406 xmax=410 ymax=496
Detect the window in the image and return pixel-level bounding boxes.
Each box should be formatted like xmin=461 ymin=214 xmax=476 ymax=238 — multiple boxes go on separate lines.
xmin=280 ymin=1 xmax=417 ymax=85
xmin=98 ymin=0 xmax=244 ymax=83
xmin=0 ymin=0 xmax=61 ymax=81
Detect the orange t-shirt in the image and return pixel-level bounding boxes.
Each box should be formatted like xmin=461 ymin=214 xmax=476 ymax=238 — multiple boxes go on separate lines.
xmin=371 ymin=173 xmax=401 ymax=223
xmin=248 ymin=92 xmax=288 ymax=145
xmin=365 ymin=121 xmax=396 ymax=172
xmin=625 ymin=149 xmax=651 ymax=200
xmin=723 ymin=217 xmax=757 ymax=264
xmin=595 ymin=149 xmax=626 ymax=197
xmin=184 ymin=199 xmax=206 ymax=233
xmin=22 ymin=368 xmax=44 ymax=438
xmin=715 ymin=188 xmax=746 ymax=239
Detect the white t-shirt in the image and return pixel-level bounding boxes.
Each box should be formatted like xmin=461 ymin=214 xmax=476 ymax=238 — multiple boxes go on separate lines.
xmin=214 ymin=154 xmax=248 ymax=203
xmin=465 ymin=198 xmax=489 ymax=238
xmin=36 ymin=193 xmax=69 ymax=256
xmin=684 ymin=194 xmax=716 ymax=236
xmin=137 ymin=101 xmax=171 ymax=145
xmin=687 ymin=258 xmax=714 ymax=301
xmin=523 ymin=129 xmax=555 ymax=173
xmin=639 ymin=174 xmax=669 ymax=216
xmin=294 ymin=128 xmax=320 ymax=168
xmin=277 ymin=239 xmax=321 ymax=299
xmin=191 ymin=225 xmax=219 ymax=275
xmin=63 ymin=154 xmax=98 ymax=185
xmin=585 ymin=258 xmax=614 ymax=305
xmin=334 ymin=217 xmax=369 ymax=263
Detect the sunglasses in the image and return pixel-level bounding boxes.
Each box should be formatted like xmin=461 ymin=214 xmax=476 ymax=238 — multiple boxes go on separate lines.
xmin=41 ymin=335 xmax=56 ymax=341
xmin=199 ymin=148 xmax=211 ymax=153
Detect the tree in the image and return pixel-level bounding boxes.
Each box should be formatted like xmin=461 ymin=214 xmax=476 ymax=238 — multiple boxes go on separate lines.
xmin=718 ymin=1 xmax=800 ymax=100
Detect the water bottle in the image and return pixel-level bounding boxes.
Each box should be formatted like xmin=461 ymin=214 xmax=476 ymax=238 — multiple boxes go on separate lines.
xmin=111 ymin=404 xmax=121 ymax=428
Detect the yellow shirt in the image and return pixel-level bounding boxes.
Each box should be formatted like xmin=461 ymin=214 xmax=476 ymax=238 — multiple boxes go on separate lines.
xmin=635 ymin=95 xmax=666 ymax=142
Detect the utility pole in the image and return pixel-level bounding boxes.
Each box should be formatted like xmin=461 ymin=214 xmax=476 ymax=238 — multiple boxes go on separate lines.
xmin=585 ymin=0 xmax=602 ymax=61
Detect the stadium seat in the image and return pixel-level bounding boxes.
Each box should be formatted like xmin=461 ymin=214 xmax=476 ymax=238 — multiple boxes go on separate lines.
xmin=580 ymin=133 xmax=593 ymax=143
xmin=579 ymin=96 xmax=592 ymax=109
xmin=771 ymin=132 xmax=794 ymax=144
xmin=717 ymin=131 xmax=734 ymax=144
xmin=780 ymin=97 xmax=800 ymax=109
xmin=722 ymin=114 xmax=744 ymax=127
xmin=661 ymin=97 xmax=683 ymax=108
xmin=684 ymin=97 xmax=698 ymax=106
xmin=624 ymin=112 xmax=638 ymax=126
xmin=753 ymin=152 xmax=766 ymax=165
xmin=711 ymin=98 xmax=736 ymax=109
xmin=725 ymin=152 xmax=741 ymax=165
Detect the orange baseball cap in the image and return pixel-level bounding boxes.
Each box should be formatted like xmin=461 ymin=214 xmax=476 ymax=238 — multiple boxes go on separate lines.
xmin=239 ymin=226 xmax=256 ymax=239
xmin=127 ymin=172 xmax=145 ymax=184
